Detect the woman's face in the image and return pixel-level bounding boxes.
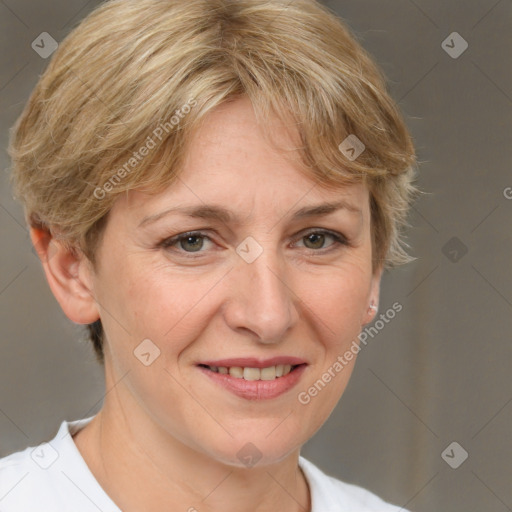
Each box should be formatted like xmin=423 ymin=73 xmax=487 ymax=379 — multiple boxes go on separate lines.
xmin=87 ymin=97 xmax=381 ymax=467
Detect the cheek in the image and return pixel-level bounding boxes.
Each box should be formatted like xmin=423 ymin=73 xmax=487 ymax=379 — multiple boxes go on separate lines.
xmin=293 ymin=269 xmax=370 ymax=429
xmin=302 ymin=263 xmax=372 ymax=338
xmin=120 ymin=266 xmax=222 ymax=355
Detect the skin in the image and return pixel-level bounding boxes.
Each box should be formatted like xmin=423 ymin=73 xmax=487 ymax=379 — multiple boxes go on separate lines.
xmin=33 ymin=97 xmax=382 ymax=512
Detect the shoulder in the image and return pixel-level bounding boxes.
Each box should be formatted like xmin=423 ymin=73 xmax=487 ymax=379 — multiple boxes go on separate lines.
xmin=0 ymin=417 xmax=119 ymax=512
xmin=299 ymin=456 xmax=409 ymax=512
xmin=0 ymin=442 xmax=63 ymax=511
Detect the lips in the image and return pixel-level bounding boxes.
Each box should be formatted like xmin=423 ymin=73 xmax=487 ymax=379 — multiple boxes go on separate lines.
xmin=197 ymin=356 xmax=306 ymax=381
xmin=196 ymin=356 xmax=308 ymax=400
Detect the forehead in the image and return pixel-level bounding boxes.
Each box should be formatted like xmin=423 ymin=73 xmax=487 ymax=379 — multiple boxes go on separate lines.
xmin=114 ymin=97 xmax=369 ymax=222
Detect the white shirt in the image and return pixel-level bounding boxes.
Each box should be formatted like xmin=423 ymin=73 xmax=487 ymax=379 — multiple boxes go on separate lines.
xmin=0 ymin=417 xmax=408 ymax=511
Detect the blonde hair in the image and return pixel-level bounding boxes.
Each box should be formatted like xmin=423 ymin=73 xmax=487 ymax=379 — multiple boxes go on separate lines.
xmin=9 ymin=0 xmax=417 ymax=363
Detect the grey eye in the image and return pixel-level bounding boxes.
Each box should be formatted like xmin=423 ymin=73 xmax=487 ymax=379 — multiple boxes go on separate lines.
xmin=179 ymin=235 xmax=205 ymax=252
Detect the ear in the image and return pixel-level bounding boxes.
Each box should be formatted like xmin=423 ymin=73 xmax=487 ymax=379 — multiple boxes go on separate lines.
xmin=362 ymin=265 xmax=383 ymax=326
xmin=30 ymin=227 xmax=100 ymax=325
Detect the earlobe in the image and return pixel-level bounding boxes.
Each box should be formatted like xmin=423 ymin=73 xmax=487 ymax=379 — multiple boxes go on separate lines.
xmin=362 ymin=266 xmax=383 ymax=325
xmin=30 ymin=227 xmax=100 ymax=325
xmin=363 ymin=302 xmax=379 ymax=325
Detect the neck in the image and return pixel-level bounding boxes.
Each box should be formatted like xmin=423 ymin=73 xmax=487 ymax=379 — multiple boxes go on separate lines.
xmin=73 ymin=373 xmax=311 ymax=512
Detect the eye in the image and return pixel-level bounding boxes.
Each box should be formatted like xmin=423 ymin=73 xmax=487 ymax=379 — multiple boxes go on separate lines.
xmin=160 ymin=231 xmax=213 ymax=253
xmin=294 ymin=229 xmax=348 ymax=251
xmin=159 ymin=228 xmax=349 ymax=257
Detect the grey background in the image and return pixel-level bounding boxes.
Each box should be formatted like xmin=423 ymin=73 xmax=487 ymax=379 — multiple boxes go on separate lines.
xmin=1 ymin=1 xmax=511 ymax=511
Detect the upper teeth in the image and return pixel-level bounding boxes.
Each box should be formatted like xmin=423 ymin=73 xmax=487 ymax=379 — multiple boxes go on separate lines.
xmin=208 ymin=364 xmax=293 ymax=380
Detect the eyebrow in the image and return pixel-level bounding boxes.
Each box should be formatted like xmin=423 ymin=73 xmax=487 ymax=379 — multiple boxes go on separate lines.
xmin=138 ymin=200 xmax=362 ymax=228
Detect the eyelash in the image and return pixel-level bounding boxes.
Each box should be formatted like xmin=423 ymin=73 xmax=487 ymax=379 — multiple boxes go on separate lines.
xmin=159 ymin=228 xmax=349 ymax=257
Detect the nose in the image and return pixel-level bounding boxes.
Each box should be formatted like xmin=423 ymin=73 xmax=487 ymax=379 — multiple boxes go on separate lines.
xmin=223 ymin=247 xmax=299 ymax=344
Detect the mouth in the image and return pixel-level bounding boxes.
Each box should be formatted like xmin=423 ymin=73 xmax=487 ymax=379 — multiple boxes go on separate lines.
xmin=198 ymin=363 xmax=305 ymax=381
xmin=196 ymin=358 xmax=308 ymax=400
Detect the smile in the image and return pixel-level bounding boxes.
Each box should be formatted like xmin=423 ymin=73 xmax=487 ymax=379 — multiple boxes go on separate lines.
xmin=200 ymin=364 xmax=297 ymax=381
xmin=197 ymin=358 xmax=308 ymax=400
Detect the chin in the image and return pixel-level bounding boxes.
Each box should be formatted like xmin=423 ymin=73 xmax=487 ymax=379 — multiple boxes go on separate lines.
xmin=198 ymin=427 xmax=306 ymax=470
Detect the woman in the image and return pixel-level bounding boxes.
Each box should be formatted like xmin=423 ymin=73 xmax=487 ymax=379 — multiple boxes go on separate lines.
xmin=2 ymin=0 xmax=417 ymax=510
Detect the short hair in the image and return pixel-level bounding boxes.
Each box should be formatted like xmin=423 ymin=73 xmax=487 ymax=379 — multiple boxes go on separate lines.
xmin=9 ymin=0 xmax=417 ymax=363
